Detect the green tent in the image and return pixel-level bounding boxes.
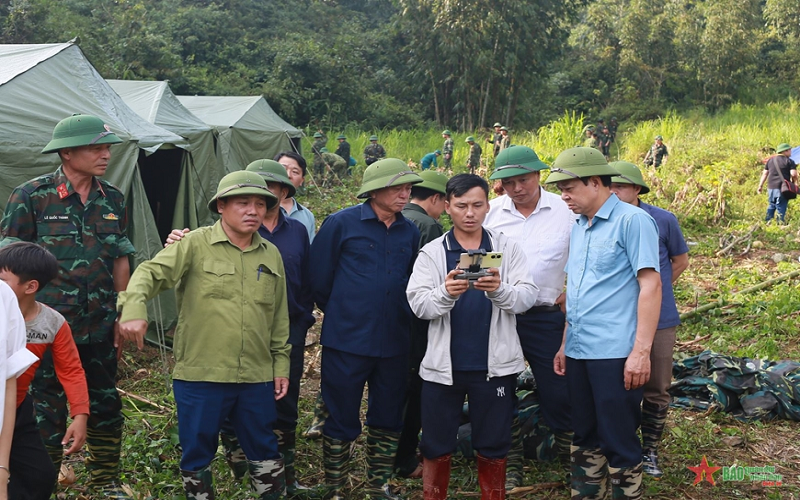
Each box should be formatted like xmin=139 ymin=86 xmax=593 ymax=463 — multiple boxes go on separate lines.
xmin=107 ymin=79 xmax=225 ymax=237
xmin=176 ymin=95 xmax=303 ymax=172
xmin=0 ymin=41 xmax=181 ymax=340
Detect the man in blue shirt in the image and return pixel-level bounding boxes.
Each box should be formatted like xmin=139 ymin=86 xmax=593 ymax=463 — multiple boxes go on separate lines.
xmin=610 ymin=161 xmax=689 ymax=479
xmin=311 ymin=159 xmax=422 ymax=500
xmin=420 ymin=150 xmax=441 ymax=170
xmin=274 ymin=152 xmax=317 ymax=242
xmin=545 ymin=147 xmax=662 ymax=500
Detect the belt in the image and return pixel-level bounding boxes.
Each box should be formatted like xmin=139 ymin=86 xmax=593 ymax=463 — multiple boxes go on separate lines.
xmin=521 ymin=305 xmax=561 ymax=315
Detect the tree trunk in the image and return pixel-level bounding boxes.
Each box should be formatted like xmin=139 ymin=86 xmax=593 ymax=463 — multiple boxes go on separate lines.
xmin=480 ymin=37 xmax=499 ymax=129
xmin=430 ymin=68 xmax=441 ymax=127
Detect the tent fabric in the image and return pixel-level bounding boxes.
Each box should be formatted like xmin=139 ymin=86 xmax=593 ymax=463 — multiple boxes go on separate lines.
xmin=108 ymin=79 xmax=223 ymax=230
xmin=0 ymin=42 xmax=181 ymax=336
xmin=177 ymin=95 xmax=302 ymax=173
xmin=790 ymin=146 xmax=800 ymax=165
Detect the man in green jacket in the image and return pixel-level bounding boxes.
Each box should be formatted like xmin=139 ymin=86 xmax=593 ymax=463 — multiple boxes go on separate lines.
xmin=117 ymin=171 xmax=291 ymax=500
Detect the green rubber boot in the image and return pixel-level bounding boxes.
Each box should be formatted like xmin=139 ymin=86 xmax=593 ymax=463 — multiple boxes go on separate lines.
xmin=641 ymin=402 xmax=668 ymax=479
xmin=366 ymin=427 xmax=405 ymax=500
xmin=249 ymin=459 xmax=287 ymax=500
xmin=323 ymin=435 xmax=352 ymax=499
xmin=608 ymin=462 xmax=643 ymax=500
xmin=570 ymin=445 xmax=609 ymax=500
xmin=220 ymin=430 xmax=249 ymax=480
xmin=304 ymin=392 xmax=328 ymax=440
xmin=276 ymin=428 xmax=321 ymax=498
xmin=181 ymin=466 xmax=215 ymax=500
xmin=86 ymin=425 xmax=131 ymax=498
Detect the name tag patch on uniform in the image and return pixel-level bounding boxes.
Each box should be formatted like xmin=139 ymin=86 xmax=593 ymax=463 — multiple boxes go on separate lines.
xmin=56 ymin=183 xmax=69 ymax=199
xmin=43 ymin=215 xmax=69 ymax=221
xmin=103 ymin=213 xmax=119 ymax=220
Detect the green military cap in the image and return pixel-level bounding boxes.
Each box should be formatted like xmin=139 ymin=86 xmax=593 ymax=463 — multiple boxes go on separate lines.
xmin=246 ymin=159 xmax=296 ymax=198
xmin=415 ymin=170 xmax=449 ymax=195
xmin=320 ymin=147 xmax=329 ymax=153
xmin=544 ymin=147 xmax=618 ymax=184
xmin=42 ymin=114 xmax=123 ymax=154
xmin=609 ymin=161 xmax=650 ymax=194
xmin=582 ymin=124 xmax=596 ymax=132
xmin=313 ymin=132 xmax=323 ymax=138
xmin=357 ymin=158 xmax=423 ymax=199
xmin=776 ymin=143 xmax=792 ymax=153
xmin=442 ymin=130 xmax=451 ymax=136
xmin=369 ymin=135 xmax=379 ymax=141
xmin=337 ymin=134 xmax=346 ymax=140
xmin=208 ymin=170 xmax=277 ymax=213
xmin=655 ymin=135 xmax=663 ymax=141
xmin=465 ymin=136 xmax=475 ymax=143
xmin=493 ymin=122 xmax=502 ymax=128
xmin=500 ymin=126 xmax=508 ymax=132
xmin=434 ymin=149 xmax=442 ymax=155
xmin=490 ymin=145 xmax=549 ymax=180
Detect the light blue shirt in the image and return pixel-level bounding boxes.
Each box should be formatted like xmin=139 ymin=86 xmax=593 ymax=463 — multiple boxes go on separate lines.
xmin=564 ymin=194 xmax=660 ymax=360
xmin=282 ymin=198 xmax=316 ymax=243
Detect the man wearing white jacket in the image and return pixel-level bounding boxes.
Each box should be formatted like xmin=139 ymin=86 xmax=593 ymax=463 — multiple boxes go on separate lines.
xmin=406 ymin=174 xmax=538 ymax=500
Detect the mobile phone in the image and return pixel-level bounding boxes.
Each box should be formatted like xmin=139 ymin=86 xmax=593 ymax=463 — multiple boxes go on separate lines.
xmin=457 ymin=252 xmax=503 ymax=270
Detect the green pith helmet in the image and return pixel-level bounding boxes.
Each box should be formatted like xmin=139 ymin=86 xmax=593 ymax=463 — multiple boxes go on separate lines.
xmin=208 ymin=170 xmax=277 ymax=213
xmin=415 ymin=170 xmax=449 ymax=195
xmin=434 ymin=149 xmax=442 ymax=155
xmin=544 ymin=147 xmax=619 ymax=184
xmin=609 ymin=161 xmax=650 ymax=194
xmin=356 ymin=158 xmax=423 ymax=199
xmin=320 ymin=147 xmax=329 ymax=153
xmin=369 ymin=135 xmax=378 ymax=141
xmin=42 ymin=114 xmax=123 ymax=154
xmin=777 ymin=143 xmax=792 ymax=153
xmin=582 ymin=125 xmax=596 ymax=132
xmin=466 ymin=136 xmax=475 ymax=143
xmin=500 ymin=126 xmax=508 ymax=132
xmin=493 ymin=122 xmax=502 ymax=128
xmin=246 ymin=159 xmax=297 ymax=198
xmin=313 ymin=132 xmax=323 ymax=138
xmin=442 ymin=130 xmax=451 ymax=136
xmin=655 ymin=135 xmax=663 ymax=141
xmin=490 ymin=145 xmax=549 ymax=180
xmin=337 ymin=134 xmax=346 ymax=140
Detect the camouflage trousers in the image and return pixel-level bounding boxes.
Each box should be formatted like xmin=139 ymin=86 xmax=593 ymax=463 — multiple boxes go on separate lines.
xmin=32 ymin=338 xmax=124 ymax=485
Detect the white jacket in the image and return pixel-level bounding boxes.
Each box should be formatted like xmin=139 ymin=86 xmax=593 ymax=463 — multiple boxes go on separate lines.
xmin=406 ymin=228 xmax=538 ymax=385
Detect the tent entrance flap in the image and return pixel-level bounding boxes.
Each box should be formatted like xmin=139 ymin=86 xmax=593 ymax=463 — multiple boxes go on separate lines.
xmin=138 ymin=148 xmax=183 ymax=243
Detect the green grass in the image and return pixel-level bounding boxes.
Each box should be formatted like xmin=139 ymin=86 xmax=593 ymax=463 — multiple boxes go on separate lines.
xmin=57 ymin=102 xmax=800 ymax=498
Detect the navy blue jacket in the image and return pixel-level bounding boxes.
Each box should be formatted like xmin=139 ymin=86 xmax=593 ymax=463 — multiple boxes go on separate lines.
xmin=311 ymin=201 xmax=420 ymax=357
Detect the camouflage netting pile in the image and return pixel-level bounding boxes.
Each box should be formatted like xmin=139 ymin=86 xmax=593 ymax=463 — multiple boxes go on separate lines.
xmin=670 ymin=351 xmax=800 ymax=421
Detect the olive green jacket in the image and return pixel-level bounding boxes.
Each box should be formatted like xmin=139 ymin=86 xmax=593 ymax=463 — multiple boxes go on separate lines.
xmin=402 ymin=203 xmax=443 ymax=249
xmin=118 ymin=222 xmax=290 ymax=383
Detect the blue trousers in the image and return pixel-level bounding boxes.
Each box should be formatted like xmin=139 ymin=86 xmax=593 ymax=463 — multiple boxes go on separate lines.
xmin=276 ymin=323 xmax=308 ymax=431
xmin=420 ymin=372 xmax=516 ymax=460
xmin=321 ymin=347 xmax=407 ymax=441
xmin=173 ymin=380 xmax=279 ymax=471
xmin=566 ymin=357 xmax=643 ymax=468
xmin=766 ymin=188 xmax=789 ymax=222
xmin=516 ymin=310 xmax=571 ymax=433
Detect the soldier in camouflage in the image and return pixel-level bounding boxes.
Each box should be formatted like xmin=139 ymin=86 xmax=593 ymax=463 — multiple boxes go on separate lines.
xmin=498 ymin=127 xmax=511 ymax=154
xmin=644 ymin=136 xmax=669 ymax=168
xmin=0 ymin=114 xmax=135 ymax=498
xmin=364 ymin=135 xmax=387 ymax=166
xmin=465 ymin=136 xmax=482 ymax=175
xmin=486 ymin=122 xmax=503 ymax=157
xmin=311 ymin=131 xmax=327 ymax=178
xmin=441 ymin=130 xmax=454 ymax=170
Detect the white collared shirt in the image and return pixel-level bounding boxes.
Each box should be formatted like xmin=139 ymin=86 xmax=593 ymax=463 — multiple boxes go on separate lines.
xmin=484 ymin=189 xmax=574 ymax=306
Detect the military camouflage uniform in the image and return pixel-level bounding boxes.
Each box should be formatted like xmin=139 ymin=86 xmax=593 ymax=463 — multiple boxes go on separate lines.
xmin=645 ymin=143 xmax=669 ymax=168
xmin=490 ymin=132 xmax=503 ymax=157
xmin=312 ymin=134 xmax=327 ymax=177
xmin=467 ymin=143 xmax=482 ymax=174
xmin=442 ymin=137 xmax=454 ymax=169
xmin=0 ymin=166 xmax=135 ymax=490
xmin=364 ymin=143 xmax=387 ymax=165
xmin=319 ymin=152 xmax=348 ymax=185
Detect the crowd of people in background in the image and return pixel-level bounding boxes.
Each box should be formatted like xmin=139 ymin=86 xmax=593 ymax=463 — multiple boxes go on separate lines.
xmin=2 ymin=110 xmax=795 ymax=500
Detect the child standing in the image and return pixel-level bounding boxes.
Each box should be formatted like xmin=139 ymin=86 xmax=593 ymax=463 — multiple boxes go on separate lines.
xmin=0 ymin=242 xmax=89 ymax=500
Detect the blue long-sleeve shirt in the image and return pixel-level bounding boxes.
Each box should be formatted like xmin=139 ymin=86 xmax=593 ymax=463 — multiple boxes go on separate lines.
xmin=311 ymin=201 xmax=420 ymax=357
xmin=258 ymin=211 xmax=315 ymax=344
xmin=421 ymin=152 xmax=439 ymax=170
